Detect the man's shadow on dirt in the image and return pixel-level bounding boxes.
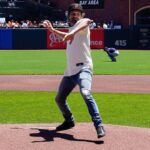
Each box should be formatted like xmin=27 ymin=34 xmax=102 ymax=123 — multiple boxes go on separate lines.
xmin=30 ymin=128 xmax=104 ymax=144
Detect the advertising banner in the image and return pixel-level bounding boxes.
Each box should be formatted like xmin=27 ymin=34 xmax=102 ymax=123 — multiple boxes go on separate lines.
xmin=90 ymin=29 xmax=104 ymax=49
xmin=74 ymin=0 xmax=104 ymax=9
xmin=47 ymin=29 xmax=104 ymax=49
xmin=47 ymin=29 xmax=67 ymax=49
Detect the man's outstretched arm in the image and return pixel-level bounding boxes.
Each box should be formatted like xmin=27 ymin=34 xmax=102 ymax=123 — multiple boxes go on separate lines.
xmin=63 ymin=18 xmax=93 ymax=42
xmin=43 ymin=20 xmax=67 ymax=39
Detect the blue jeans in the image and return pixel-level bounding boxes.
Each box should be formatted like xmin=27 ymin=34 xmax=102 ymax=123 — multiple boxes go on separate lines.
xmin=55 ymin=69 xmax=102 ymax=128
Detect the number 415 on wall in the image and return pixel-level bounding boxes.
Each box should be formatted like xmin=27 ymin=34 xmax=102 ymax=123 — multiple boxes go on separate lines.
xmin=115 ymin=40 xmax=127 ymax=46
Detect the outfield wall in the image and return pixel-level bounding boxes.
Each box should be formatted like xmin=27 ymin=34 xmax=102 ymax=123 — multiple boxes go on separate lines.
xmin=0 ymin=26 xmax=149 ymax=50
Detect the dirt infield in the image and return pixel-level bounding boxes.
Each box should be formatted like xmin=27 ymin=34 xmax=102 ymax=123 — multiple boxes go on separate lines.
xmin=0 ymin=75 xmax=150 ymax=150
xmin=0 ymin=75 xmax=150 ymax=93
xmin=0 ymin=123 xmax=150 ymax=150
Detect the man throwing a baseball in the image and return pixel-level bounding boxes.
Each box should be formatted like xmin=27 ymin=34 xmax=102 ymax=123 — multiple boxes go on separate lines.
xmin=44 ymin=3 xmax=105 ymax=138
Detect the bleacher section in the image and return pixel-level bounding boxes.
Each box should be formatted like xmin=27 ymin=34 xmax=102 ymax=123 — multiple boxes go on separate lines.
xmin=0 ymin=0 xmax=26 ymax=20
xmin=0 ymin=0 xmax=66 ymax=21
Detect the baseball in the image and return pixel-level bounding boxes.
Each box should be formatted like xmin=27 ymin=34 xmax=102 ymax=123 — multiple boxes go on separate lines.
xmin=43 ymin=20 xmax=49 ymax=27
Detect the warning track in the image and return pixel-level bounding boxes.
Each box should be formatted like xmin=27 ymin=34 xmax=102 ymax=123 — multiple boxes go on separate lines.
xmin=0 ymin=75 xmax=150 ymax=93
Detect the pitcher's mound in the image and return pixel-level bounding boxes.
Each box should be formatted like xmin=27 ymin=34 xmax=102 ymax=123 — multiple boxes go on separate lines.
xmin=0 ymin=123 xmax=149 ymax=150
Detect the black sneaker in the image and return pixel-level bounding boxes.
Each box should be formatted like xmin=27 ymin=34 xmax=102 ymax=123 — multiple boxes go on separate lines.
xmin=56 ymin=121 xmax=75 ymax=131
xmin=112 ymin=57 xmax=116 ymax=62
xmin=96 ymin=126 xmax=106 ymax=138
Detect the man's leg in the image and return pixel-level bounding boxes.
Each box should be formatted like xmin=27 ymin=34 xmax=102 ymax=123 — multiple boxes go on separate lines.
xmin=108 ymin=54 xmax=116 ymax=62
xmin=55 ymin=76 xmax=76 ymax=130
xmin=77 ymin=70 xmax=105 ymax=137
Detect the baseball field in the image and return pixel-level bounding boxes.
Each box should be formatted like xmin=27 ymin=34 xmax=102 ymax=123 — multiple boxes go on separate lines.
xmin=0 ymin=50 xmax=150 ymax=127
xmin=0 ymin=50 xmax=150 ymax=150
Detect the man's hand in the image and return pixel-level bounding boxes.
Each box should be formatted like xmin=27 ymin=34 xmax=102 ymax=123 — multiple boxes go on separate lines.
xmin=43 ymin=20 xmax=54 ymax=31
xmin=42 ymin=20 xmax=67 ymax=38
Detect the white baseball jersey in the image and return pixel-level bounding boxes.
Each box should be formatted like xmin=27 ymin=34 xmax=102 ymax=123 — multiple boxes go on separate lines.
xmin=64 ymin=19 xmax=93 ymax=76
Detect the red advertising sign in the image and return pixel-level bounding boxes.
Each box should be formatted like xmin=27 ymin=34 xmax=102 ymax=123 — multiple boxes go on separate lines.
xmin=90 ymin=29 xmax=104 ymax=49
xmin=47 ymin=28 xmax=104 ymax=49
xmin=47 ymin=29 xmax=68 ymax=49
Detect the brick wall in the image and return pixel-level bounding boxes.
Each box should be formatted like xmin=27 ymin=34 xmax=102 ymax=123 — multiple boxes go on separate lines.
xmin=131 ymin=0 xmax=150 ymax=25
xmin=50 ymin=0 xmax=150 ymax=28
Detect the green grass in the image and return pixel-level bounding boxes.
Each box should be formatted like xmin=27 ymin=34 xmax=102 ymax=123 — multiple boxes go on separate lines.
xmin=93 ymin=50 xmax=150 ymax=74
xmin=0 ymin=50 xmax=150 ymax=74
xmin=0 ymin=91 xmax=150 ymax=128
xmin=0 ymin=50 xmax=65 ymax=74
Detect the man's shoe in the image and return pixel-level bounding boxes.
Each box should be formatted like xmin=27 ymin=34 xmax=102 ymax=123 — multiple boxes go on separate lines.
xmin=56 ymin=121 xmax=75 ymax=131
xmin=112 ymin=58 xmax=116 ymax=62
xmin=96 ymin=126 xmax=106 ymax=138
